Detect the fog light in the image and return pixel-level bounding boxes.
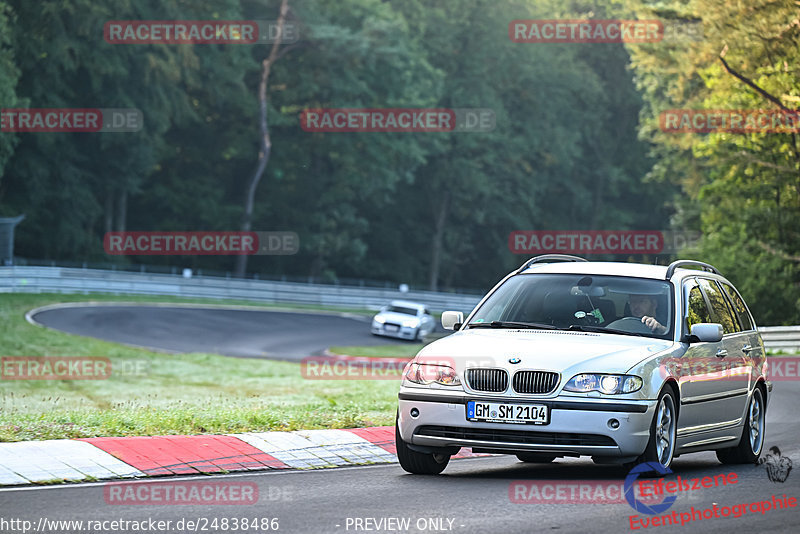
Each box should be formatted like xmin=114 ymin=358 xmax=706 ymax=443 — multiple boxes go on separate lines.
xmin=410 ymin=408 xmax=420 ymax=418
xmin=608 ymin=418 xmax=620 ymax=429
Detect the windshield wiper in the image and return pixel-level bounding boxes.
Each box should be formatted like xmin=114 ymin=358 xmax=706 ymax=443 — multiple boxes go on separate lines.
xmin=468 ymin=321 xmax=556 ymax=330
xmin=565 ymin=324 xmax=645 ymax=337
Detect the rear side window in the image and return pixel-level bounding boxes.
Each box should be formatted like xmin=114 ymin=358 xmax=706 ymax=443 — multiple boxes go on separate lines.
xmin=685 ymin=280 xmax=712 ymax=330
xmin=698 ymin=279 xmax=740 ymax=334
xmin=721 ymin=283 xmax=754 ymax=331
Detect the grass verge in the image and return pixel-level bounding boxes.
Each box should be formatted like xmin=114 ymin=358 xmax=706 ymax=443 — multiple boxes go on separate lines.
xmin=328 ymin=344 xmax=424 ymax=358
xmin=0 ymin=293 xmax=395 ymax=442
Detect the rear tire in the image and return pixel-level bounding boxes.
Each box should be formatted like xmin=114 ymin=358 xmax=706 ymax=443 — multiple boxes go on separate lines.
xmin=516 ymin=453 xmax=556 ymax=463
xmin=395 ymin=420 xmax=450 ymax=475
xmin=717 ymin=386 xmax=765 ymax=464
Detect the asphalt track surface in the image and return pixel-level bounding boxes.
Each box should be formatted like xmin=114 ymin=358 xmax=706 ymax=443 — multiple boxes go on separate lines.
xmin=9 ymin=303 xmax=800 ymax=533
xmin=30 ymin=304 xmax=413 ymax=360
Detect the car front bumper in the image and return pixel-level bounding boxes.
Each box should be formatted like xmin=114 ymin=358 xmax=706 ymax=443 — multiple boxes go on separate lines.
xmin=371 ymin=324 xmax=418 ymax=340
xmin=397 ymin=390 xmax=657 ymax=459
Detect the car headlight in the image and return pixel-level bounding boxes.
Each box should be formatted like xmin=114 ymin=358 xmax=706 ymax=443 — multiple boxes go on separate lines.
xmin=373 ymin=316 xmax=386 ymax=324
xmin=402 ymin=319 xmax=419 ymax=328
xmin=403 ymin=363 xmax=461 ymax=386
xmin=563 ymin=373 xmax=643 ymax=394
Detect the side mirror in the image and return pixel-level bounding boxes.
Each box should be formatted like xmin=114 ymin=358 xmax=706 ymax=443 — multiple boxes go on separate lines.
xmin=441 ymin=311 xmax=464 ymax=330
xmin=688 ymin=323 xmax=723 ymax=343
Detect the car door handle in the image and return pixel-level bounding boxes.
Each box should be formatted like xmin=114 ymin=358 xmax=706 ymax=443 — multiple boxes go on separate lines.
xmin=742 ymin=345 xmax=754 ymax=353
xmin=715 ymin=349 xmax=728 ymax=358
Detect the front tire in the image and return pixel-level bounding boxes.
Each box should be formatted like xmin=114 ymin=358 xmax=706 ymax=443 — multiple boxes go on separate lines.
xmin=627 ymin=388 xmax=677 ymax=470
xmin=395 ymin=420 xmax=450 ymax=475
xmin=717 ymin=386 xmax=765 ymax=464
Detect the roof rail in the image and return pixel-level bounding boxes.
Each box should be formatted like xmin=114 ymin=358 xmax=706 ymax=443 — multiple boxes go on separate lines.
xmin=517 ymin=254 xmax=588 ymax=273
xmin=665 ymin=260 xmax=720 ymax=280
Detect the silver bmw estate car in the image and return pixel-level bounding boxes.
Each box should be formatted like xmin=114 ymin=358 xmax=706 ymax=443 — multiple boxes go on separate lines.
xmin=396 ymin=255 xmax=770 ymax=474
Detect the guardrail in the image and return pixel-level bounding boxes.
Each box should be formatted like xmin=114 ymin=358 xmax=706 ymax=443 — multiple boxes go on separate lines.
xmin=0 ymin=266 xmax=483 ymax=314
xmin=758 ymin=326 xmax=800 ymax=354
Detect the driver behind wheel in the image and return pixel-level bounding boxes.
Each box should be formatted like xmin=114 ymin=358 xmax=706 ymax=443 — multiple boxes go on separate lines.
xmin=629 ymin=293 xmax=667 ymax=334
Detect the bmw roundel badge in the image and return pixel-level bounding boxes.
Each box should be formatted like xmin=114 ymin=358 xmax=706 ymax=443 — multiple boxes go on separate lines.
xmin=508 ymin=357 xmax=521 ymax=364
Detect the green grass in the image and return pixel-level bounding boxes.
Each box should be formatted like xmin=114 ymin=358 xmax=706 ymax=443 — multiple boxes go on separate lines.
xmin=0 ymin=293 xmax=397 ymax=442
xmin=328 ymin=344 xmax=424 ymax=358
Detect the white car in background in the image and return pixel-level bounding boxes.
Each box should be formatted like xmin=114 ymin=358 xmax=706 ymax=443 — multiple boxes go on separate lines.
xmin=372 ymin=301 xmax=436 ymax=341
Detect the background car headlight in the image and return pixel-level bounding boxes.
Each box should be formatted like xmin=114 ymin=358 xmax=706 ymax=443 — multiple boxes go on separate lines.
xmin=403 ymin=363 xmax=461 ymax=386
xmin=373 ymin=316 xmax=386 ymax=324
xmin=402 ymin=319 xmax=419 ymax=328
xmin=563 ymin=373 xmax=642 ymax=394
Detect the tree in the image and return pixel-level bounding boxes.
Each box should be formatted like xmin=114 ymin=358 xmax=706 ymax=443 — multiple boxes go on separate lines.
xmin=0 ymin=0 xmax=21 ymax=183
xmin=624 ymin=0 xmax=800 ymax=324
xmin=234 ymin=0 xmax=291 ymax=277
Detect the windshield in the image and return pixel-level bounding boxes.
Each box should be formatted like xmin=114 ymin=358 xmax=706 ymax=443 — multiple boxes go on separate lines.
xmin=468 ymin=274 xmax=674 ymax=339
xmin=386 ymin=305 xmax=418 ymax=316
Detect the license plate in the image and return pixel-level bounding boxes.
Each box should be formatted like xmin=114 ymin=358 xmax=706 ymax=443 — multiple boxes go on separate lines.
xmin=384 ymin=324 xmax=399 ymax=332
xmin=466 ymin=401 xmax=549 ymax=425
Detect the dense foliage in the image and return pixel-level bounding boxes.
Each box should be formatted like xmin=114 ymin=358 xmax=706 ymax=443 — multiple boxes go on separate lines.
xmin=0 ymin=0 xmax=797 ymax=323
xmin=624 ymin=0 xmax=800 ymax=324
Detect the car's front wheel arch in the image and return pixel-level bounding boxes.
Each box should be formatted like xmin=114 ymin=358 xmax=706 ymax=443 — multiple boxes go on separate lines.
xmin=626 ymin=383 xmax=679 ymax=472
xmin=756 ymin=379 xmax=768 ymax=409
xmin=662 ymin=379 xmax=680 ymax=421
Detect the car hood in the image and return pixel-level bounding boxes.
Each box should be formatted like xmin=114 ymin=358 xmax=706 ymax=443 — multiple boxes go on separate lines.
xmin=415 ymin=328 xmax=674 ymax=375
